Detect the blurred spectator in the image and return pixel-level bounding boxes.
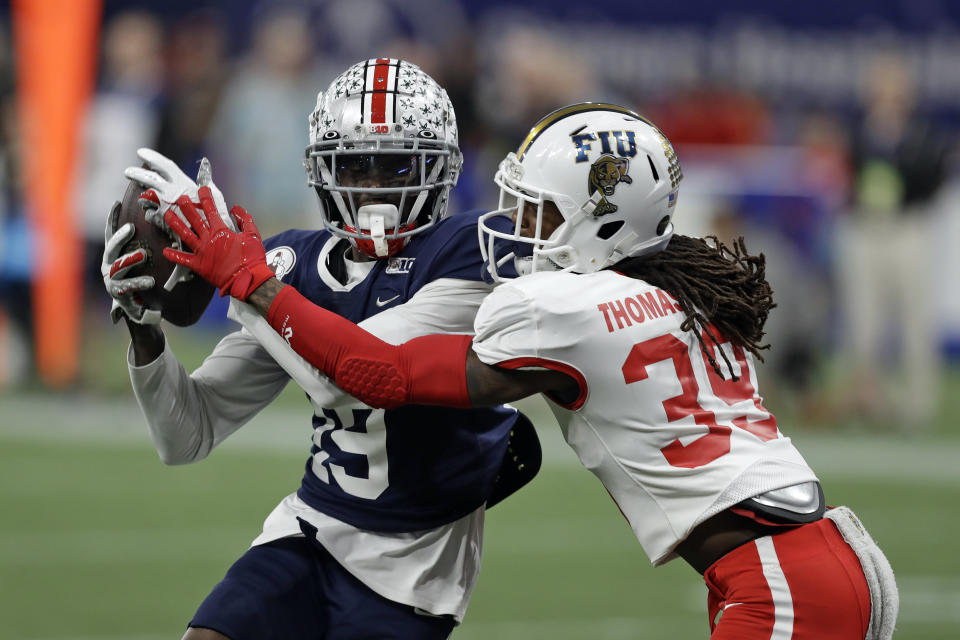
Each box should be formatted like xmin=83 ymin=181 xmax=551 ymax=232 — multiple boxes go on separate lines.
xmin=154 ymin=8 xmax=229 ymax=171
xmin=710 ymin=201 xmax=831 ymax=417
xmin=434 ymin=32 xmax=486 ymax=212
xmin=0 ymin=17 xmax=32 ymax=386
xmin=647 ymin=86 xmax=773 ymax=147
xmin=836 ymin=50 xmax=952 ymax=427
xmin=480 ymin=26 xmax=602 ymax=145
xmin=469 ymin=25 xmax=606 ymax=209
xmin=796 ymin=109 xmax=851 ymax=209
xmin=74 ymin=10 xmax=164 ymax=300
xmin=205 ymin=3 xmax=327 ymax=236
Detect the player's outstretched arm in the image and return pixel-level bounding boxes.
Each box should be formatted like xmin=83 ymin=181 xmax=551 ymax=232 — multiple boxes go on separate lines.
xmin=464 ymin=349 xmax=576 ymax=406
xmin=259 ymin=282 xmax=576 ymax=408
xmin=163 ymin=187 xmax=577 ymax=408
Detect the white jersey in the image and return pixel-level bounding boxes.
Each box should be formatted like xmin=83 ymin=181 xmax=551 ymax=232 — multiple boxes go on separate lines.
xmin=473 ymin=270 xmax=819 ymax=565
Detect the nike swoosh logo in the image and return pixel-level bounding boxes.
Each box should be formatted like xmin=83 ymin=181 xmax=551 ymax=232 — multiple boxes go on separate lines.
xmin=376 ymin=294 xmax=401 ymax=307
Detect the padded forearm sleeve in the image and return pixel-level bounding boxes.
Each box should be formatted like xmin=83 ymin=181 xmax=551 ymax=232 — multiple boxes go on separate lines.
xmin=266 ymin=285 xmax=473 ymax=409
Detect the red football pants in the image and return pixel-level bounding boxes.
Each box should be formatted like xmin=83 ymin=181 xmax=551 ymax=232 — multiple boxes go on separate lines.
xmin=704 ymin=517 xmax=870 ymax=639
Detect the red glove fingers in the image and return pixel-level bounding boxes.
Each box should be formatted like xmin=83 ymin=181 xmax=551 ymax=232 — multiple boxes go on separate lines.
xmin=231 ymin=204 xmax=257 ymax=236
xmin=196 ymin=186 xmax=222 ymax=229
xmin=162 ymin=189 xmax=274 ymax=301
xmin=162 ymin=199 xmax=202 ymax=253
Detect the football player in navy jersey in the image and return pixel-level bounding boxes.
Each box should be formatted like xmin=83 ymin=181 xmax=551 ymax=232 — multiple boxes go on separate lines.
xmin=160 ymin=103 xmax=899 ymax=640
xmin=101 ymin=59 xmax=536 ymax=640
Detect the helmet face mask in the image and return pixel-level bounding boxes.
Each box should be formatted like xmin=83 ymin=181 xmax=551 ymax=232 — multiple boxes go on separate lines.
xmin=479 ymin=103 xmax=682 ymax=282
xmin=305 ymin=59 xmax=462 ymax=258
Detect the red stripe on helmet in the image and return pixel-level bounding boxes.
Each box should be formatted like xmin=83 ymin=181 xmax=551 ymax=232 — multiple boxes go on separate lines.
xmin=370 ymin=60 xmax=390 ymax=123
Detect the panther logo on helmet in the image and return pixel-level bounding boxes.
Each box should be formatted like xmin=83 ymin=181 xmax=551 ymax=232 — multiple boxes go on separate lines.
xmin=588 ymin=154 xmax=632 ymax=216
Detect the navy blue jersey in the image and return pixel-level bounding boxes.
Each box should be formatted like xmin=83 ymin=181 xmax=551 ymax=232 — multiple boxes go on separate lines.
xmin=263 ymin=211 xmax=518 ymax=533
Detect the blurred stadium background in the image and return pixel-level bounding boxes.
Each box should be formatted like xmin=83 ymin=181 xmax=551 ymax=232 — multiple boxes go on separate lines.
xmin=1 ymin=1 xmax=959 ymax=638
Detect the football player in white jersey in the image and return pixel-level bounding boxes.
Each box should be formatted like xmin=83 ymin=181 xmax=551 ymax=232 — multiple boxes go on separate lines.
xmin=161 ymin=103 xmax=899 ymax=640
xmin=101 ymin=59 xmax=539 ymax=640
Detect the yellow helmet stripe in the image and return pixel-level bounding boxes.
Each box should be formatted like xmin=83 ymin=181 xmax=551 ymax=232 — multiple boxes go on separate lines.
xmin=516 ymin=102 xmax=654 ymax=160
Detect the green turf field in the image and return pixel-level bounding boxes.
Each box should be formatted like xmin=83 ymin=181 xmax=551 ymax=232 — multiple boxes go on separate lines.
xmin=1 ymin=369 xmax=958 ymax=639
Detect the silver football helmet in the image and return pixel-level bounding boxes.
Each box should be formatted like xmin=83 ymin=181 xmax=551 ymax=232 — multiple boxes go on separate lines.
xmin=479 ymin=103 xmax=682 ymax=281
xmin=305 ymin=58 xmax=462 ymax=258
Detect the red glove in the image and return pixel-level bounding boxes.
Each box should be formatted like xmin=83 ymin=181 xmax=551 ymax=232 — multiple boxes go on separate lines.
xmin=162 ymin=186 xmax=275 ymax=300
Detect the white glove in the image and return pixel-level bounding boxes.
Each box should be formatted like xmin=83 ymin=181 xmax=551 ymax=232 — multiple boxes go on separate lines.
xmin=124 ymin=148 xmax=230 ymax=220
xmin=124 ymin=148 xmax=235 ymax=292
xmin=101 ymin=200 xmax=161 ymax=325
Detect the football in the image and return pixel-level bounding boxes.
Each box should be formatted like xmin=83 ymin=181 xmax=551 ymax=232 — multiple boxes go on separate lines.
xmin=115 ymin=174 xmax=215 ymax=326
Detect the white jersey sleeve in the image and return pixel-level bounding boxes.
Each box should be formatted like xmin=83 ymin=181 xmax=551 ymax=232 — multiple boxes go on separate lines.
xmin=474 ymin=281 xmax=582 ymax=366
xmin=473 ymin=283 xmax=538 ymax=361
xmin=473 ymin=278 xmax=590 ymax=407
xmin=473 ymin=270 xmax=819 ymax=565
xmin=128 ymin=329 xmax=289 ymax=464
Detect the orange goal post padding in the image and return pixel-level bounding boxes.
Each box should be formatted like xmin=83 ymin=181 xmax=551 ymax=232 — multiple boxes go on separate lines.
xmin=13 ymin=0 xmax=102 ymax=386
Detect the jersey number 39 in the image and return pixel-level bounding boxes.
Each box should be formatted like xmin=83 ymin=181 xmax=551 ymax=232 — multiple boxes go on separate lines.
xmin=622 ymin=330 xmax=778 ymax=469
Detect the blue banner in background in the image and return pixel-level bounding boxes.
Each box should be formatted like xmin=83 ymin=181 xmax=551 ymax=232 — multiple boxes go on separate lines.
xmin=461 ymin=0 xmax=960 ymax=31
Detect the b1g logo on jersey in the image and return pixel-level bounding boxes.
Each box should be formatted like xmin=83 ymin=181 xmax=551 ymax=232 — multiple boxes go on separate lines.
xmin=266 ymin=246 xmax=296 ymax=280
xmin=385 ymin=256 xmax=415 ymax=274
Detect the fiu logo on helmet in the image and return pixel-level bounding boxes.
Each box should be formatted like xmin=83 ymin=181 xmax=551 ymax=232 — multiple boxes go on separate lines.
xmin=588 ymin=154 xmax=632 ymax=216
xmin=571 ymin=130 xmax=637 ymax=162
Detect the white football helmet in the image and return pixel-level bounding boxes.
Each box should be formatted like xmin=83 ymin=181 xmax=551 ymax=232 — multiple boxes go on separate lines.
xmin=305 ymin=58 xmax=462 ymax=258
xmin=479 ymin=103 xmax=682 ymax=281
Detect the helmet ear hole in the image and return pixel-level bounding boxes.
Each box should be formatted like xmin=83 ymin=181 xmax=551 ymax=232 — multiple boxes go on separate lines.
xmin=597 ymin=220 xmax=624 ymax=240
xmin=656 ymin=216 xmax=671 ymax=235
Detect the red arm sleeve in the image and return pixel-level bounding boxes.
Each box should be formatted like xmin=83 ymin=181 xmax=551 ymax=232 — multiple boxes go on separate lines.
xmin=266 ymin=285 xmax=473 ymax=409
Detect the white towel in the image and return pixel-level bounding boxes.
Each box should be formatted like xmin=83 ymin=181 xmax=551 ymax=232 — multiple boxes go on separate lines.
xmin=824 ymin=506 xmax=899 ymax=640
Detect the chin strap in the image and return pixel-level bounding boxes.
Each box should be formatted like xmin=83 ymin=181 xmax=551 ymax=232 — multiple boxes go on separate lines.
xmin=266 ymin=285 xmax=474 ymax=409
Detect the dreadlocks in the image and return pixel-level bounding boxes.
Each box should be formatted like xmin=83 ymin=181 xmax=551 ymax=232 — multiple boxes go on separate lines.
xmin=611 ymin=234 xmax=775 ymax=380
